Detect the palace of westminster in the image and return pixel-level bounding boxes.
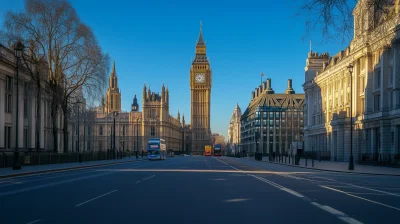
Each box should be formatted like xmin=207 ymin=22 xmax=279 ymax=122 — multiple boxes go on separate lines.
xmin=2 ymin=0 xmax=400 ymax=161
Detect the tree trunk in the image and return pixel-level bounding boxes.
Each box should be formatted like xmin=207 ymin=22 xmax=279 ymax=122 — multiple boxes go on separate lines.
xmin=63 ymin=100 xmax=69 ymax=153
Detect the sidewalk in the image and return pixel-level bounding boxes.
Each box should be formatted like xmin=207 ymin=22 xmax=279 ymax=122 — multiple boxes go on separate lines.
xmin=0 ymin=157 xmax=144 ymax=179
xmin=256 ymin=156 xmax=400 ymax=176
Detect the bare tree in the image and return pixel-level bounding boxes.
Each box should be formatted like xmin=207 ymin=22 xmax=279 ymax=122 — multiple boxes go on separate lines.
xmin=2 ymin=0 xmax=109 ymax=152
xmin=297 ymin=0 xmax=398 ymax=42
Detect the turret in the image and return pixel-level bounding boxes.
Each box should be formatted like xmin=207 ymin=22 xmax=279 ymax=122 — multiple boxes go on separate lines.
xmin=285 ymin=79 xmax=295 ymax=94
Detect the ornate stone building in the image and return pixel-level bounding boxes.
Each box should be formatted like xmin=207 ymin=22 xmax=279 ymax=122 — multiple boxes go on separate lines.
xmin=228 ymin=103 xmax=242 ymax=154
xmin=241 ymin=79 xmax=304 ymax=154
xmin=303 ymin=1 xmax=400 ymax=161
xmin=0 ymin=43 xmax=65 ymax=152
xmin=105 ymin=62 xmax=121 ymax=114
xmin=92 ymin=65 xmax=184 ymax=152
xmin=190 ymin=22 xmax=212 ymax=154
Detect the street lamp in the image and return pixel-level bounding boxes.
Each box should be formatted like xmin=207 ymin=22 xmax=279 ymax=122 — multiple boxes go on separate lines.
xmin=13 ymin=41 xmax=24 ymax=170
xmin=347 ymin=64 xmax=355 ymax=170
xmin=136 ymin=117 xmax=139 ymax=159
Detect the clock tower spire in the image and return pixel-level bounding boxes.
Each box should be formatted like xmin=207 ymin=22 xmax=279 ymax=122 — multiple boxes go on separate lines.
xmin=190 ymin=21 xmax=212 ymax=154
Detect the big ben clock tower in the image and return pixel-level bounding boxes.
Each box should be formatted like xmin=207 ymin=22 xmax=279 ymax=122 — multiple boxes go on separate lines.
xmin=190 ymin=21 xmax=212 ymax=154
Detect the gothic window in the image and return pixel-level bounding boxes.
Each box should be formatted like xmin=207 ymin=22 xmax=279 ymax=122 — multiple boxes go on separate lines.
xmin=112 ymin=78 xmax=115 ymax=88
xmin=151 ymin=126 xmax=155 ymax=136
xmin=99 ymin=126 xmax=103 ymax=136
xmin=111 ymin=96 xmax=114 ymax=109
xmin=374 ymin=68 xmax=381 ymax=90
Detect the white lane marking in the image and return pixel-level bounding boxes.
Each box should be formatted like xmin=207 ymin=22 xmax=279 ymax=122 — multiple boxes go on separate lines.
xmin=250 ymin=174 xmax=305 ymax=198
xmin=281 ymin=188 xmax=305 ymax=198
xmin=26 ymin=219 xmax=43 ymax=224
xmin=347 ymin=184 xmax=400 ymax=197
xmin=339 ymin=217 xmax=364 ymax=224
xmin=224 ymin=198 xmax=249 ymax=203
xmin=136 ymin=175 xmax=155 ymax=184
xmin=345 ymin=192 xmax=390 ymax=196
xmin=321 ymin=185 xmax=400 ymax=211
xmin=311 ymin=202 xmax=363 ymax=224
xmin=209 ymin=179 xmax=226 ymax=181
xmin=75 ymin=190 xmax=118 ymax=207
xmin=213 ymin=158 xmax=240 ymax=171
xmin=0 ymin=172 xmax=111 ymax=197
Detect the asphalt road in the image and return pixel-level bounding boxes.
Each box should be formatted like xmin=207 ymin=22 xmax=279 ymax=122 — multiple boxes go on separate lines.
xmin=1 ymin=156 xmax=399 ymax=224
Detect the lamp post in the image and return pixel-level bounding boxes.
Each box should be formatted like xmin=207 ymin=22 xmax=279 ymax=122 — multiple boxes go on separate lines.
xmin=348 ymin=64 xmax=355 ymax=170
xmin=12 ymin=41 xmax=24 ymax=170
xmin=136 ymin=117 xmax=139 ymax=159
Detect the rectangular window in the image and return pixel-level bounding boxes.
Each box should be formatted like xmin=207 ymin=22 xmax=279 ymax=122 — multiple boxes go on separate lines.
xmin=5 ymin=126 xmax=11 ymax=149
xmin=123 ymin=125 xmax=126 ymax=136
xmin=99 ymin=126 xmax=103 ymax=136
xmin=5 ymin=76 xmax=13 ymax=113
xmin=389 ymin=66 xmax=393 ymax=86
xmin=374 ymin=68 xmax=381 ymax=90
xmin=151 ymin=126 xmax=155 ymax=136
xmin=374 ymin=94 xmax=380 ymax=112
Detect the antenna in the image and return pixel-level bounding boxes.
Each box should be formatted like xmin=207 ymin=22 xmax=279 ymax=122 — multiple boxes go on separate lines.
xmin=310 ymin=40 xmax=312 ymax=53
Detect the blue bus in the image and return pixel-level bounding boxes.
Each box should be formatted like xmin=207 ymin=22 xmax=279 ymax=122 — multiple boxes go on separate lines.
xmin=147 ymin=138 xmax=167 ymax=160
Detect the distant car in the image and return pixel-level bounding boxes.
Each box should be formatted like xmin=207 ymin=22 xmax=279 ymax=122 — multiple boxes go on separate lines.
xmin=181 ymin=154 xmax=186 ymax=156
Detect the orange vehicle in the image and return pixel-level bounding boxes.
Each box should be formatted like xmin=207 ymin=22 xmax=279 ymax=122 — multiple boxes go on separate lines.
xmin=204 ymin=145 xmax=212 ymax=156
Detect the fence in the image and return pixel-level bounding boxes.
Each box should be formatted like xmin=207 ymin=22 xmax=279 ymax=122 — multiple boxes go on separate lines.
xmin=358 ymin=153 xmax=400 ymax=167
xmin=0 ymin=150 xmax=140 ymax=168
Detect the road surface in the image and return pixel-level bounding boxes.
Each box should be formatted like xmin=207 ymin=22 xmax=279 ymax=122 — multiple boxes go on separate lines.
xmin=1 ymin=156 xmax=399 ymax=224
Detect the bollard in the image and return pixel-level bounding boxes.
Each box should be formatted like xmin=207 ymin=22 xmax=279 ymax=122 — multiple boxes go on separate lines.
xmin=312 ymin=153 xmax=314 ymax=167
xmin=288 ymin=154 xmax=290 ymax=164
xmin=285 ymin=155 xmax=287 ymax=164
xmin=305 ymin=154 xmax=308 ymax=166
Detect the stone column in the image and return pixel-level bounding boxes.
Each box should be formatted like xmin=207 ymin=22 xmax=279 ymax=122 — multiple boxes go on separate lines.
xmin=380 ymin=120 xmax=392 ymax=154
xmin=29 ymin=95 xmax=36 ymax=149
xmin=40 ymin=100 xmax=44 ymax=149
xmin=0 ymin=78 xmax=5 ymax=148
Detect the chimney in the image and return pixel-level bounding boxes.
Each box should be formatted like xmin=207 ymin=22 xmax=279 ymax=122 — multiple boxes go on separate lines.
xmin=265 ymin=78 xmax=274 ymax=94
xmin=285 ymin=79 xmax=295 ymax=94
xmin=252 ymin=91 xmax=255 ymax=99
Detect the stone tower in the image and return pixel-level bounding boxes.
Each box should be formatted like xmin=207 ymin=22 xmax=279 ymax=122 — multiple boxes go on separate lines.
xmin=190 ymin=21 xmax=212 ymax=154
xmin=105 ymin=61 xmax=121 ymax=114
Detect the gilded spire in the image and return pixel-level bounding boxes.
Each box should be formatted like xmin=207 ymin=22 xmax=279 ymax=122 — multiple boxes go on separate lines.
xmin=197 ymin=20 xmax=205 ymax=46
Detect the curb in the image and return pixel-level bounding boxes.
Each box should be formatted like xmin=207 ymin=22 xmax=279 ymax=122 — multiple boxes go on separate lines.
xmin=251 ymin=158 xmax=400 ymax=176
xmin=0 ymin=159 xmax=144 ymax=179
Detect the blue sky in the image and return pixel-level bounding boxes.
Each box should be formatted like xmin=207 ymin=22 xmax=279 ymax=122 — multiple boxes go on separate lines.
xmin=1 ymin=0 xmax=352 ymax=138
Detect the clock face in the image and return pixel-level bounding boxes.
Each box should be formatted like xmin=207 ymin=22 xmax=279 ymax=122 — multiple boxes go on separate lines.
xmin=195 ymin=73 xmax=205 ymax=83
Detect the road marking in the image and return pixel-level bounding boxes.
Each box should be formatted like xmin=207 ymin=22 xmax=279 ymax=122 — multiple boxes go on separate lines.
xmin=281 ymin=188 xmax=305 ymax=198
xmin=136 ymin=175 xmax=155 ymax=183
xmin=0 ymin=172 xmax=111 ymax=197
xmin=209 ymin=178 xmax=226 ymax=181
xmin=213 ymin=158 xmax=240 ymax=170
xmin=339 ymin=217 xmax=364 ymax=224
xmin=97 ymin=168 xmax=310 ymax=175
xmin=26 ymin=219 xmax=43 ymax=224
xmin=224 ymin=198 xmax=249 ymax=203
xmin=311 ymin=202 xmax=363 ymax=224
xmin=347 ymin=184 xmax=400 ymax=197
xmin=75 ymin=190 xmax=118 ymax=207
xmin=321 ymin=185 xmax=400 ymax=211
